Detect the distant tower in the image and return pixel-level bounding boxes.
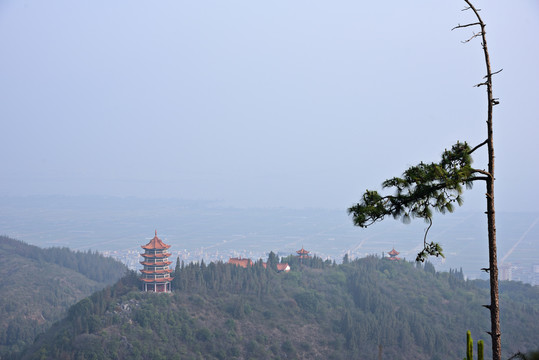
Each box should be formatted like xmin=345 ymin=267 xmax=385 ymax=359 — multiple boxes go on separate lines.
xmin=296 ymin=246 xmax=311 ymax=264
xmin=387 ymin=248 xmax=401 ymax=261
xmin=140 ymin=231 xmax=174 ymax=292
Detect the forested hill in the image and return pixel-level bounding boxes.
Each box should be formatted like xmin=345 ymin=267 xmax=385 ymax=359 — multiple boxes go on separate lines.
xmin=0 ymin=236 xmax=128 ymax=356
xmin=15 ymin=256 xmax=539 ymax=360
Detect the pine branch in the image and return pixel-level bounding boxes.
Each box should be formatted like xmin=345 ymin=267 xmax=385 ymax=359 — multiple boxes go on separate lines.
xmin=468 ymin=176 xmax=489 ymax=182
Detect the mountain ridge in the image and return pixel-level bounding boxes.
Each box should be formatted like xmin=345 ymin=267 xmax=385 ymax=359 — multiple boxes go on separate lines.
xmin=0 ymin=236 xmax=128 ymax=356
xmin=13 ymin=255 xmax=539 ymax=360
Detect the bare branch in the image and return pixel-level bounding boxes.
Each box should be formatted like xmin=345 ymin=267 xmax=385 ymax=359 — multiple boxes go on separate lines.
xmin=471 ymin=168 xmax=491 ymax=177
xmin=484 ymin=69 xmax=503 ymax=78
xmin=423 ymin=217 xmax=433 ymax=248
xmin=461 ymin=6 xmax=481 ymax=11
xmin=474 ymin=81 xmax=488 ymax=87
xmin=469 ymin=139 xmax=487 ymax=154
xmin=452 ymin=22 xmax=481 ymax=31
xmin=462 ymin=32 xmax=483 ymax=43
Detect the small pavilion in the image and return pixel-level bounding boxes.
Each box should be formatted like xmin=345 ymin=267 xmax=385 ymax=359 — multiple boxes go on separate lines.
xmin=296 ymin=247 xmax=310 ymax=259
xmin=387 ymin=248 xmax=401 ymax=261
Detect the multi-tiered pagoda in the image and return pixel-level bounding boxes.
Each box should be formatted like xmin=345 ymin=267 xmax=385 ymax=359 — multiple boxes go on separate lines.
xmin=140 ymin=231 xmax=174 ymax=292
xmin=387 ymin=248 xmax=401 ymax=261
xmin=296 ymin=247 xmax=310 ymax=260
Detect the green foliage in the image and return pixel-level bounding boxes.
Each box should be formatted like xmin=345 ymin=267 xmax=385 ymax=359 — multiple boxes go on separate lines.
xmin=294 ymin=291 xmax=320 ymax=313
xmin=465 ymin=331 xmax=484 ymax=360
xmin=267 ymin=251 xmax=278 ymax=271
xmin=348 ymin=142 xmax=475 ymax=261
xmin=467 ymin=330 xmax=473 ymax=360
xmin=478 ymin=340 xmax=484 ymax=360
xmin=0 ymin=236 xmax=127 ymax=357
xmin=15 ymin=257 xmax=539 ymax=360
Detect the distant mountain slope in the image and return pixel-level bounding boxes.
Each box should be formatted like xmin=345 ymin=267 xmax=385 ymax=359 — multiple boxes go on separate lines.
xmin=0 ymin=236 xmax=128 ymax=355
xmin=16 ymin=256 xmax=539 ymax=360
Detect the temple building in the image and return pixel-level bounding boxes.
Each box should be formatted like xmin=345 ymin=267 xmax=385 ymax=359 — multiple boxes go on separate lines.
xmin=228 ymin=257 xmax=291 ymax=272
xmin=263 ymin=262 xmax=291 ymax=272
xmin=296 ymin=247 xmax=310 ymax=260
xmin=140 ymin=231 xmax=174 ymax=292
xmin=228 ymin=257 xmax=254 ymax=268
xmin=387 ymin=248 xmax=401 ymax=261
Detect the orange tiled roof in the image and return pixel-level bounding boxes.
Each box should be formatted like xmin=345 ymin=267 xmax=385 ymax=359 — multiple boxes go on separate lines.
xmin=388 ymin=248 xmax=400 ymax=256
xmin=140 ymin=277 xmax=174 ymax=283
xmin=276 ymin=263 xmax=290 ymax=272
xmin=262 ymin=262 xmax=291 ymax=272
xmin=140 ymin=252 xmax=171 ymax=258
xmin=140 ymin=269 xmax=173 ymax=274
xmin=141 ymin=231 xmax=171 ymax=250
xmin=228 ymin=258 xmax=253 ymax=268
xmin=296 ymin=247 xmax=310 ymax=255
xmin=140 ymin=260 xmax=172 ymax=266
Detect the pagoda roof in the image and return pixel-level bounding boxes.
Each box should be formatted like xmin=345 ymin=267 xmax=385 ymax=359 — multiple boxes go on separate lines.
xmin=141 ymin=231 xmax=171 ymax=250
xmin=296 ymin=247 xmax=310 ymax=255
xmin=140 ymin=252 xmax=171 ymax=258
xmin=140 ymin=277 xmax=174 ymax=283
xmin=140 ymin=260 xmax=172 ymax=266
xmin=388 ymin=248 xmax=400 ymax=256
xmin=140 ymin=269 xmax=173 ymax=274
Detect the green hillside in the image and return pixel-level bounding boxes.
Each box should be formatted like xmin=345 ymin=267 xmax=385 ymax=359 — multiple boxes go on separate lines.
xmin=0 ymin=236 xmax=128 ymax=356
xmin=13 ymin=255 xmax=539 ymax=360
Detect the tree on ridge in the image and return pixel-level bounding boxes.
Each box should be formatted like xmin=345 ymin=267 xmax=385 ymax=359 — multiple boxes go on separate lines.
xmin=348 ymin=1 xmax=502 ymax=358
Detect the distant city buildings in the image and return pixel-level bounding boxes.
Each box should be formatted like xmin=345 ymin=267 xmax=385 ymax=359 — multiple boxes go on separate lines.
xmin=500 ymin=262 xmax=539 ymax=285
xmin=102 ymin=245 xmax=539 ymax=287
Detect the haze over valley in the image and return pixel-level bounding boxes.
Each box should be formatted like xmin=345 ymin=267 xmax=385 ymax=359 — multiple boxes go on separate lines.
xmin=2 ymin=196 xmax=537 ymax=284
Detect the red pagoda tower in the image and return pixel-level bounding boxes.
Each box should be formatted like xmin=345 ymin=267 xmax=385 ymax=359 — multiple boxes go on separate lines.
xmin=387 ymin=248 xmax=401 ymax=261
xmin=296 ymin=247 xmax=311 ymax=264
xmin=140 ymin=231 xmax=174 ymax=292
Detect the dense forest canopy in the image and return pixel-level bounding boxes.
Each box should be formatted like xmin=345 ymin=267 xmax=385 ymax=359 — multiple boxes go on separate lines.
xmin=0 ymin=236 xmax=128 ymax=356
xmin=12 ymin=254 xmax=539 ymax=360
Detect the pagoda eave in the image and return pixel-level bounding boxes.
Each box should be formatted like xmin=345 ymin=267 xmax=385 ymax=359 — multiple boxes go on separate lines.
xmin=140 ymin=252 xmax=171 ymax=258
xmin=140 ymin=277 xmax=174 ymax=283
xmin=140 ymin=261 xmax=172 ymax=266
xmin=140 ymin=269 xmax=173 ymax=274
xmin=141 ymin=244 xmax=171 ymax=250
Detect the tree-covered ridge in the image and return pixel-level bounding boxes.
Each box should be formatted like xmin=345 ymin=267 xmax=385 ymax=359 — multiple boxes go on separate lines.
xmin=0 ymin=236 xmax=128 ymax=356
xmin=0 ymin=236 xmax=127 ymax=284
xmin=15 ymin=256 xmax=539 ymax=360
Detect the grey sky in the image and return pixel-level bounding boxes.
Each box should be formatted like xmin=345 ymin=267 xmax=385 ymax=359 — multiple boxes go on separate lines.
xmin=1 ymin=0 xmax=538 ymax=211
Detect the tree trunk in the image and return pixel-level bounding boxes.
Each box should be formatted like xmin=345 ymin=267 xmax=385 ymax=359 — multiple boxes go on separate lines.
xmin=463 ymin=1 xmax=502 ymax=358
xmin=482 ymin=15 xmax=501 ymax=360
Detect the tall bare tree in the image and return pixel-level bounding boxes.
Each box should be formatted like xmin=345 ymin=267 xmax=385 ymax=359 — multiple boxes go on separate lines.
xmin=348 ymin=1 xmax=501 ymax=358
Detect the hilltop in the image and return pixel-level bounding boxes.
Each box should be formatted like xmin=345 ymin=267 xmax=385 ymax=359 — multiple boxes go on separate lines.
xmin=0 ymin=236 xmax=128 ymax=356
xmin=14 ymin=255 xmax=539 ymax=360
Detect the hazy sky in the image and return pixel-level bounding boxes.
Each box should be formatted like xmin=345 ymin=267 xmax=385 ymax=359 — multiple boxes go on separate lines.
xmin=1 ymin=0 xmax=538 ymax=211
